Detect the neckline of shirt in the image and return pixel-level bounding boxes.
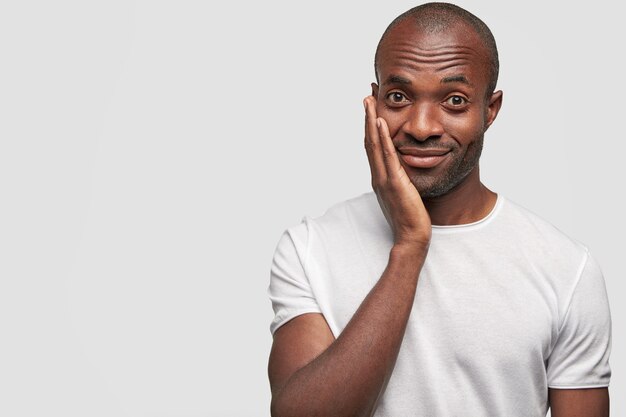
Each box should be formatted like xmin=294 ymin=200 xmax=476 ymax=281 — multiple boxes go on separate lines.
xmin=431 ymin=193 xmax=504 ymax=233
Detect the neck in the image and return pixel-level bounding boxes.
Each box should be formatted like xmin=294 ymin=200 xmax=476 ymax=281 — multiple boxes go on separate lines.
xmin=422 ymin=166 xmax=497 ymax=226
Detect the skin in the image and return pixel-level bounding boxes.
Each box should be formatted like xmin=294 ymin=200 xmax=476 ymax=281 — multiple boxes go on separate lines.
xmin=268 ymin=18 xmax=609 ymax=417
xmin=372 ymin=19 xmax=502 ymax=225
xmin=549 ymin=387 xmax=609 ymax=417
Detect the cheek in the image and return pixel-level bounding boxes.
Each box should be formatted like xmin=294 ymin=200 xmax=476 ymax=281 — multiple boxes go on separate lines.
xmin=375 ymin=102 xmax=486 ymax=141
xmin=441 ymin=111 xmax=485 ymax=142
xmin=375 ymin=105 xmax=408 ymax=136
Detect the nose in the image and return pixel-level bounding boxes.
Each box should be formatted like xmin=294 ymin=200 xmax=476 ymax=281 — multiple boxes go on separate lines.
xmin=400 ymin=103 xmax=444 ymax=141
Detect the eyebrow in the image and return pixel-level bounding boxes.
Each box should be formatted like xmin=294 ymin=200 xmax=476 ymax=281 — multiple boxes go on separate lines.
xmin=382 ymin=74 xmax=473 ymax=87
xmin=441 ymin=75 xmax=472 ymax=86
xmin=383 ymin=75 xmax=411 ymax=86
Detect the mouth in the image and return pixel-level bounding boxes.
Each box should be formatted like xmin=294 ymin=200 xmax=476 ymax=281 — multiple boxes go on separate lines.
xmin=398 ymin=148 xmax=451 ymax=169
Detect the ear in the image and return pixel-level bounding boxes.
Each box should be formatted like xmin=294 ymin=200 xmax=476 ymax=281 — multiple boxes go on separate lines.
xmin=485 ymin=90 xmax=503 ymax=130
xmin=371 ymin=82 xmax=379 ymax=99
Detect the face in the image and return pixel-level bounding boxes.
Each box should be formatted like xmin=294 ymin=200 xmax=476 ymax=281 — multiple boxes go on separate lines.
xmin=373 ymin=21 xmax=502 ymax=198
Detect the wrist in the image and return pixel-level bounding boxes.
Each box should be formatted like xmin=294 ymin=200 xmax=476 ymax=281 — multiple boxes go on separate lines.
xmin=390 ymin=242 xmax=429 ymax=261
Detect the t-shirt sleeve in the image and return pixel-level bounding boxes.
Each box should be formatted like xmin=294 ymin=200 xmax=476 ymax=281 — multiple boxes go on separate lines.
xmin=546 ymin=249 xmax=612 ymax=389
xmin=267 ymin=218 xmax=322 ymax=336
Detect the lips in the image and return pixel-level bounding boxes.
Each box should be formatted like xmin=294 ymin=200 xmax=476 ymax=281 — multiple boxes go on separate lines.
xmin=398 ymin=147 xmax=451 ymax=169
xmin=398 ymin=147 xmax=450 ymax=157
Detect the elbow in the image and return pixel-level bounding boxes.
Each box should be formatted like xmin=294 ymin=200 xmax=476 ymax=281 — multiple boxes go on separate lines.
xmin=270 ymin=393 xmax=316 ymax=417
xmin=270 ymin=397 xmax=282 ymax=417
xmin=270 ymin=391 xmax=291 ymax=417
xmin=271 ymin=394 xmax=375 ymax=417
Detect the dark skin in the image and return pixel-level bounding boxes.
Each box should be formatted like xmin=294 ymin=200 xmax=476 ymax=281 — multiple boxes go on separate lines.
xmin=371 ymin=19 xmax=500 ymax=226
xmin=549 ymin=387 xmax=609 ymax=417
xmin=268 ymin=19 xmax=609 ymax=417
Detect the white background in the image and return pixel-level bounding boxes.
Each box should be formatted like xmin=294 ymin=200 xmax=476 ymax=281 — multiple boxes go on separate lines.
xmin=0 ymin=1 xmax=623 ymax=416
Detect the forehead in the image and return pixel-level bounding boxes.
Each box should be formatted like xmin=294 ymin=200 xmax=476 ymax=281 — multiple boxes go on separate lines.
xmin=377 ymin=21 xmax=490 ymax=87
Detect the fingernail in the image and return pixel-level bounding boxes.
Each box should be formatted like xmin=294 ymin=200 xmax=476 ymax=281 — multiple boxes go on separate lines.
xmin=376 ymin=119 xmax=381 ymax=128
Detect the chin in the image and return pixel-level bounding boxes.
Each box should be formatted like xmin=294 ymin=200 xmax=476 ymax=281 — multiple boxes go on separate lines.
xmin=418 ymin=188 xmax=449 ymax=199
xmin=410 ymin=177 xmax=444 ymax=198
xmin=412 ymin=175 xmax=464 ymax=199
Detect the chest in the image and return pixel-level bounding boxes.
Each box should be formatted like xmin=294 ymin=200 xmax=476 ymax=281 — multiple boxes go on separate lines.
xmin=318 ymin=238 xmax=558 ymax=363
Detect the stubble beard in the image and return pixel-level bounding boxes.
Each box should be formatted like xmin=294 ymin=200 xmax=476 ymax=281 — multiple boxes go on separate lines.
xmin=408 ymin=135 xmax=484 ymax=199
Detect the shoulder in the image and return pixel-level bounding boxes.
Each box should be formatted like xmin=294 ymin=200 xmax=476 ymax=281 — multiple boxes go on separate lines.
xmin=312 ymin=191 xmax=379 ymax=222
xmin=302 ymin=191 xmax=385 ymax=234
xmin=498 ymin=195 xmax=590 ymax=270
xmin=501 ymin=196 xmax=588 ymax=249
xmin=279 ymin=191 xmax=388 ymax=254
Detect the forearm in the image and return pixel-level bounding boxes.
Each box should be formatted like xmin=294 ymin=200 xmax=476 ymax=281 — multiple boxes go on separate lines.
xmin=271 ymin=244 xmax=427 ymax=417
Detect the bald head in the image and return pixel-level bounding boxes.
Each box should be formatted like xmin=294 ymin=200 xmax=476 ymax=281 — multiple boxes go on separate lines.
xmin=375 ymin=3 xmax=499 ymax=97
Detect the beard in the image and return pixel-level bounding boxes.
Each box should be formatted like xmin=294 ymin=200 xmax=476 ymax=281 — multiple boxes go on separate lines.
xmin=405 ymin=135 xmax=484 ymax=199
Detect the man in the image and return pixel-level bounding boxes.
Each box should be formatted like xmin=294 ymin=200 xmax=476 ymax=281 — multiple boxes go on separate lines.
xmin=267 ymin=3 xmax=612 ymax=416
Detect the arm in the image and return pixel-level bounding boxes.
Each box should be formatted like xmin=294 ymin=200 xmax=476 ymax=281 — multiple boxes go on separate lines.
xmin=269 ymin=245 xmax=426 ymax=417
xmin=546 ymin=251 xmax=612 ymax=417
xmin=268 ymin=97 xmax=432 ymax=417
xmin=549 ymin=387 xmax=609 ymax=417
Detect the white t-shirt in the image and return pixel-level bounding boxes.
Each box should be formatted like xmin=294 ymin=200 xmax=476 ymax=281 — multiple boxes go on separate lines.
xmin=268 ymin=192 xmax=611 ymax=416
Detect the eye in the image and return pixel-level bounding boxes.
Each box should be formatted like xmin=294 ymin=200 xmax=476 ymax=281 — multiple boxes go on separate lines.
xmin=385 ymin=91 xmax=410 ymax=106
xmin=444 ymin=95 xmax=469 ymax=107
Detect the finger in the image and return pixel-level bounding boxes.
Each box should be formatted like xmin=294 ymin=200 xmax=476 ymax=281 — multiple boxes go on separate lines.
xmin=363 ymin=97 xmax=387 ymax=183
xmin=376 ymin=117 xmax=404 ymax=178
